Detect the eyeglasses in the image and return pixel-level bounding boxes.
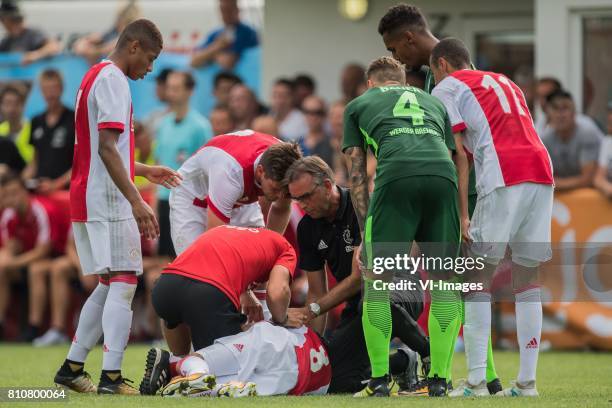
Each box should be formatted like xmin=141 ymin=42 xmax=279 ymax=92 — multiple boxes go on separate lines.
xmin=303 ymin=108 xmax=326 ymax=117
xmin=291 ymin=183 xmax=321 ymax=202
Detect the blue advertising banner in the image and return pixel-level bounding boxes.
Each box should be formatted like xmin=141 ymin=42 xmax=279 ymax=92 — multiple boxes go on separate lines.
xmin=0 ymin=47 xmax=260 ymax=121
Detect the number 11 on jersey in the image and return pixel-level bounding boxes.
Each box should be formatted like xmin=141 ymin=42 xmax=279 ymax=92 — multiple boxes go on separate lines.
xmin=482 ymin=74 xmax=527 ymax=116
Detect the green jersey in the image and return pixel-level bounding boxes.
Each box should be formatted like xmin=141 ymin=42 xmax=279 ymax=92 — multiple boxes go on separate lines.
xmin=342 ymin=85 xmax=457 ymax=189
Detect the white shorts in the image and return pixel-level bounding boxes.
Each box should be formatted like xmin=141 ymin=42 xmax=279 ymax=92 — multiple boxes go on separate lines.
xmin=469 ymin=183 xmax=553 ymax=267
xmin=199 ymin=322 xmax=300 ymax=396
xmin=169 ymin=186 xmax=264 ymax=254
xmin=72 ymin=219 xmax=143 ymax=276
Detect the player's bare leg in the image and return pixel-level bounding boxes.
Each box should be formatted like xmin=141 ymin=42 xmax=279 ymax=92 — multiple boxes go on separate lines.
xmin=27 ymin=259 xmax=53 ymax=341
xmin=39 ymin=257 xmax=73 ymax=346
xmin=163 ymin=322 xmax=192 ymax=356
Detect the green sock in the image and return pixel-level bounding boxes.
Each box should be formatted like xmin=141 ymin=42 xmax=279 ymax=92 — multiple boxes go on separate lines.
xmin=428 ymin=289 xmax=461 ymax=380
xmin=486 ymin=335 xmax=498 ymax=382
xmin=362 ymin=278 xmax=392 ymax=378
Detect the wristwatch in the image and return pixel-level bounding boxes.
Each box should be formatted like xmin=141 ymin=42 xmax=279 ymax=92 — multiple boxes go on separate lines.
xmin=308 ymin=302 xmax=321 ymax=317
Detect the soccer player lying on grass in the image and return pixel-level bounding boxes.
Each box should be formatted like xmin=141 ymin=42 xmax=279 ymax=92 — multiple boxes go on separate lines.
xmin=139 ymin=317 xmax=421 ymax=398
xmin=145 ymin=321 xmax=332 ymax=397
xmin=141 ymin=224 xmax=297 ymax=392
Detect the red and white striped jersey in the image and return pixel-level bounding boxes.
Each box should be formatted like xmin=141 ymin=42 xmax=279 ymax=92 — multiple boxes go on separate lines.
xmin=177 ymin=130 xmax=279 ymax=223
xmin=289 ymin=326 xmax=332 ymax=396
xmin=70 ymin=60 xmax=134 ymax=222
xmin=0 ymin=197 xmax=68 ymax=255
xmin=433 ymin=69 xmax=553 ymax=196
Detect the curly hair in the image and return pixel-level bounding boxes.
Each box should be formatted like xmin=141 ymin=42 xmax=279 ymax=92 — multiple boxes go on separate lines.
xmin=377 ymin=4 xmax=428 ymax=36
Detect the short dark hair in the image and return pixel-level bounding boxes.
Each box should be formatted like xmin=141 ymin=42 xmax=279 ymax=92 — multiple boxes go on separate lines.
xmin=0 ymin=0 xmax=22 ymax=22
xmin=116 ymin=18 xmax=163 ymax=52
xmin=170 ymin=71 xmax=196 ymax=90
xmin=538 ymin=77 xmax=562 ymax=91
xmin=294 ymin=74 xmax=316 ymax=92
xmin=156 ymin=68 xmax=173 ymax=85
xmin=260 ymin=142 xmax=302 ymax=182
xmin=366 ymin=56 xmax=406 ymax=84
xmin=39 ymin=68 xmax=63 ymax=87
xmin=546 ymin=89 xmax=573 ymax=105
xmin=274 ymin=78 xmax=295 ymax=92
xmin=378 ymin=4 xmax=428 ymax=36
xmin=284 ymin=156 xmax=334 ymax=187
xmin=0 ymin=83 xmax=26 ymax=105
xmin=430 ymin=38 xmax=471 ymax=69
xmin=214 ymin=71 xmax=242 ymax=89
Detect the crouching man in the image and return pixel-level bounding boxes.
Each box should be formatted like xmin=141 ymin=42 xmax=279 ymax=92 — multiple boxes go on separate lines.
xmin=140 ymin=224 xmax=298 ymax=394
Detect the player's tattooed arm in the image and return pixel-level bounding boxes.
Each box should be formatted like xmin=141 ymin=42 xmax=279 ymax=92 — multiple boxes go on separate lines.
xmin=345 ymin=146 xmax=369 ymax=233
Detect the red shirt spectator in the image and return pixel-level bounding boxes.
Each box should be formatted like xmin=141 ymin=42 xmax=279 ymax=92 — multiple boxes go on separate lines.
xmin=0 ymin=195 xmax=67 ymax=256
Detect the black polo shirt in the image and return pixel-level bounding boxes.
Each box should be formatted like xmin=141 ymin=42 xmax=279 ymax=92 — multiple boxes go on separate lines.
xmin=0 ymin=138 xmax=25 ymax=173
xmin=30 ymin=106 xmax=75 ymax=180
xmin=297 ymin=186 xmax=361 ymax=317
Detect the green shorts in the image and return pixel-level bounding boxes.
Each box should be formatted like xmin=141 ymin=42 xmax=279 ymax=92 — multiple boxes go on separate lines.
xmin=365 ymin=175 xmax=460 ymax=276
xmin=468 ymin=193 xmax=478 ymax=218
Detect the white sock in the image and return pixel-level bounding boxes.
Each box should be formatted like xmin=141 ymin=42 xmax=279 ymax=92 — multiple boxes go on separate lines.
xmin=515 ymin=287 xmax=541 ymax=384
xmin=102 ymin=280 xmax=136 ymax=371
xmin=177 ymin=355 xmax=210 ymax=377
xmin=67 ymin=282 xmax=109 ymax=363
xmin=464 ymin=291 xmax=491 ymax=386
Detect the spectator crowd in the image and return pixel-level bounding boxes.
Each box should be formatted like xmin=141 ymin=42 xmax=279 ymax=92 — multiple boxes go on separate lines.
xmin=1 ymin=0 xmax=611 ymax=345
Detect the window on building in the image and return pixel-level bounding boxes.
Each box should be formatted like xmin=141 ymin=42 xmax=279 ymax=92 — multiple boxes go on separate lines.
xmin=583 ymin=16 xmax=612 ymax=128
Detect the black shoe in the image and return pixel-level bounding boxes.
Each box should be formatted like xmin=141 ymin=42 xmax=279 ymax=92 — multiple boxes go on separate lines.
xmin=98 ymin=372 xmax=139 ymax=395
xmin=421 ymin=355 xmax=431 ymax=379
xmin=395 ymin=347 xmax=418 ymax=392
xmin=139 ymin=347 xmax=171 ymax=395
xmin=18 ymin=325 xmax=39 ymax=342
xmin=353 ymin=375 xmax=391 ymax=397
xmin=428 ymin=375 xmax=449 ymax=397
xmin=54 ymin=362 xmax=97 ymax=393
xmin=487 ymin=377 xmax=503 ymax=395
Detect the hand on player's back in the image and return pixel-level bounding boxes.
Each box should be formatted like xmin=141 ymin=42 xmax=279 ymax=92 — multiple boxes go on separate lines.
xmin=144 ymin=165 xmax=183 ymax=188
xmin=132 ymin=199 xmax=160 ymax=240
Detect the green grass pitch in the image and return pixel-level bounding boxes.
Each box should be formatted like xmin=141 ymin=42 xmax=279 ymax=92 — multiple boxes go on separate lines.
xmin=0 ymin=344 xmax=610 ymax=407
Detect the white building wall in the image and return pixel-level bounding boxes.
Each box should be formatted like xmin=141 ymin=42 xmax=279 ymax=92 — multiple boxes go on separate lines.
xmin=535 ymin=0 xmax=612 ymax=113
xmin=262 ymin=0 xmax=533 ymax=103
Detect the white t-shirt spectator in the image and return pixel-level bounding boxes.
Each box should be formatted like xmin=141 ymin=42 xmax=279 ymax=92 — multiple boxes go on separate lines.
xmin=278 ymin=109 xmax=307 ymax=142
xmin=598 ymin=137 xmax=612 ymax=182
